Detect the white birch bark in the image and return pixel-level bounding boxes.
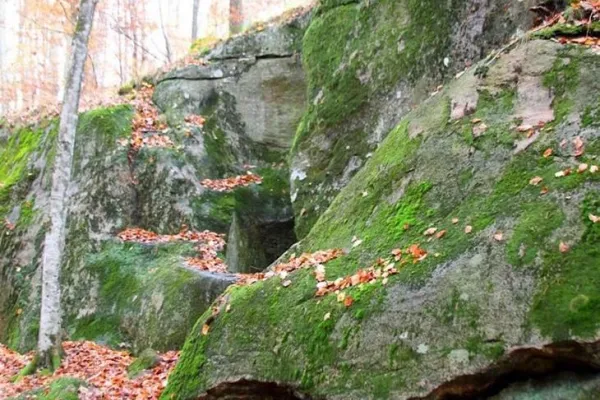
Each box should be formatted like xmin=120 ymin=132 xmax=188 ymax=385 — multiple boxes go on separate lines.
xmin=37 ymin=0 xmax=98 ymax=369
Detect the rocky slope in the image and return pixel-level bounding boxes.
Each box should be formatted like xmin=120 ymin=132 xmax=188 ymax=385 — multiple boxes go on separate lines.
xmin=161 ymin=37 xmax=600 ymax=399
xmin=0 ymin=13 xmax=309 ymax=354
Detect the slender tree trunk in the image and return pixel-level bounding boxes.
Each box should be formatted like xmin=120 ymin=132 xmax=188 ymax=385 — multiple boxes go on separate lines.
xmin=191 ymin=0 xmax=200 ymax=40
xmin=34 ymin=0 xmax=98 ymax=372
xmin=229 ymin=0 xmax=243 ymax=35
xmin=158 ymin=0 xmax=172 ymax=64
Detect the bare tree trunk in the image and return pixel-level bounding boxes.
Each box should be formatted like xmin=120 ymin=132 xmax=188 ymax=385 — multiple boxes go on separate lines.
xmin=158 ymin=0 xmax=172 ymax=64
xmin=31 ymin=0 xmax=98 ymax=373
xmin=191 ymin=0 xmax=200 ymax=40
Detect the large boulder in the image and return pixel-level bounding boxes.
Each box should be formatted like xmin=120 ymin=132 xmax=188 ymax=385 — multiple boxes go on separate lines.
xmin=290 ymin=0 xmax=541 ymax=238
xmin=161 ymin=40 xmax=600 ymax=399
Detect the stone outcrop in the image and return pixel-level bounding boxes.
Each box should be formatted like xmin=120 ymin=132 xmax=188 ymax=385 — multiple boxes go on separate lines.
xmin=162 ymin=39 xmax=600 ymax=399
xmin=0 ymin=11 xmax=310 ymax=353
xmin=290 ymin=0 xmax=541 ymax=238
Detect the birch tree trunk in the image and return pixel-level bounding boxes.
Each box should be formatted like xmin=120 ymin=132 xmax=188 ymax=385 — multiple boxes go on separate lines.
xmin=35 ymin=0 xmax=98 ymax=372
xmin=191 ymin=0 xmax=200 ymax=40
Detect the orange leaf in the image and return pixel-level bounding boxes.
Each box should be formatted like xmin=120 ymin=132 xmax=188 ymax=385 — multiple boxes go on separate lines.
xmin=344 ymin=296 xmax=354 ymax=307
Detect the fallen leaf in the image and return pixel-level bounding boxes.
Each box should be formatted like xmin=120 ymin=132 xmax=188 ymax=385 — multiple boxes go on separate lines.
xmin=391 ymin=248 xmax=402 ymax=261
xmin=324 ymin=312 xmax=331 ymax=321
xmin=423 ymin=227 xmax=437 ymax=236
xmin=451 ymin=218 xmax=459 ymax=224
xmin=282 ymin=280 xmax=292 ymax=287
xmin=225 ymin=304 xmax=231 ymax=313
xmin=589 ymin=214 xmax=600 ymax=223
xmin=517 ymin=124 xmax=533 ymax=132
xmin=543 ymin=148 xmax=553 ymax=158
xmin=471 ymin=118 xmax=482 ymax=124
xmin=315 ymin=264 xmax=326 ymax=282
xmin=578 ymin=163 xmax=589 ymax=173
xmin=472 ymin=123 xmax=488 ymax=137
xmin=202 ymin=324 xmax=210 ymax=335
xmin=493 ymin=232 xmax=504 ymax=242
xmin=344 ymin=296 xmax=354 ymax=307
xmin=435 ymin=230 xmax=447 ymax=239
xmin=464 ymin=225 xmax=473 ymax=234
xmin=559 ymin=242 xmax=570 ymax=253
xmin=574 ymin=137 xmax=585 ymax=157
xmin=540 ymin=186 xmax=549 ymax=195
xmin=408 ymin=244 xmax=427 ymax=260
xmin=590 ymin=165 xmax=599 ymax=173
xmin=529 ymin=176 xmax=543 ymax=186
xmin=555 ymin=168 xmax=572 ymax=178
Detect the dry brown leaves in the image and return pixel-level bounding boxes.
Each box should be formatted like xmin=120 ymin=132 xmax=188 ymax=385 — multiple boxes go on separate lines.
xmin=235 ymin=248 xmax=344 ymax=286
xmin=184 ymin=115 xmax=206 ymax=127
xmin=0 ymin=341 xmax=178 ymax=399
xmin=201 ymin=172 xmax=263 ymax=192
xmin=534 ymin=1 xmax=600 ymax=50
xmin=122 ymin=84 xmax=172 ymax=156
xmin=315 ymin=258 xmax=399 ymax=298
xmin=118 ymin=227 xmax=227 ymax=274
xmin=117 ymin=226 xmax=225 ymax=248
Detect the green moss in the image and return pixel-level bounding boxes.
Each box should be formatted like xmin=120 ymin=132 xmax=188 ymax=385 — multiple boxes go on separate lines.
xmin=464 ymin=336 xmax=506 ymax=361
xmin=201 ymin=111 xmax=237 ymax=177
xmin=506 ymin=202 xmax=564 ymax=267
xmin=581 ymin=102 xmax=600 ymax=128
xmin=530 ymin=191 xmax=600 ymax=340
xmin=118 ymin=82 xmax=135 ymax=96
xmin=8 ymin=377 xmax=86 ymax=400
xmin=76 ymin=104 xmax=134 ymax=146
xmin=17 ymin=200 xmax=35 ymax=227
xmin=0 ymin=127 xmax=43 ymax=217
xmin=531 ymin=22 xmax=600 ymax=40
xmin=295 ymin=0 xmax=460 ymax=150
xmin=543 ymin=51 xmax=580 ymax=125
xmin=128 ymin=348 xmax=160 ymax=378
xmin=190 ymin=36 xmax=221 ymax=55
xmin=67 ymin=241 xmax=201 ymax=350
xmin=70 ymin=315 xmax=124 ymax=347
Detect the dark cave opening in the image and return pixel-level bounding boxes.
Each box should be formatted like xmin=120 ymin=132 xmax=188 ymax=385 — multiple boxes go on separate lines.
xmin=198 ymin=379 xmax=319 ymax=400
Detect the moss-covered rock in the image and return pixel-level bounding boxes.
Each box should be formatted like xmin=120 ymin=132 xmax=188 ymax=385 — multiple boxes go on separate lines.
xmin=1 ymin=93 xmax=295 ymax=352
xmin=290 ymin=0 xmax=541 ymax=238
xmin=8 ymin=377 xmax=86 ymax=400
xmin=128 ymin=348 xmax=161 ymax=378
xmin=162 ymin=41 xmax=600 ymax=399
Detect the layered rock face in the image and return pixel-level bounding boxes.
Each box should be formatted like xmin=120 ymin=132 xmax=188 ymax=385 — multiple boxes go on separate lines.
xmin=0 ymin=13 xmax=309 ymax=353
xmin=162 ymin=37 xmax=600 ymax=400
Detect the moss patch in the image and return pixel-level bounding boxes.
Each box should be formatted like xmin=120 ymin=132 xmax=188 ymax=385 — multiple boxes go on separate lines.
xmin=506 ymin=202 xmax=564 ymax=267
xmin=8 ymin=377 xmax=86 ymax=400
xmin=0 ymin=127 xmax=44 ymax=217
xmin=530 ymin=191 xmax=600 ymax=340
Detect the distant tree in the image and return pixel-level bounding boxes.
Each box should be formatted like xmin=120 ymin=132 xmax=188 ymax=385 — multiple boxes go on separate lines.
xmin=192 ymin=0 xmax=200 ymax=40
xmin=229 ymin=0 xmax=243 ymax=34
